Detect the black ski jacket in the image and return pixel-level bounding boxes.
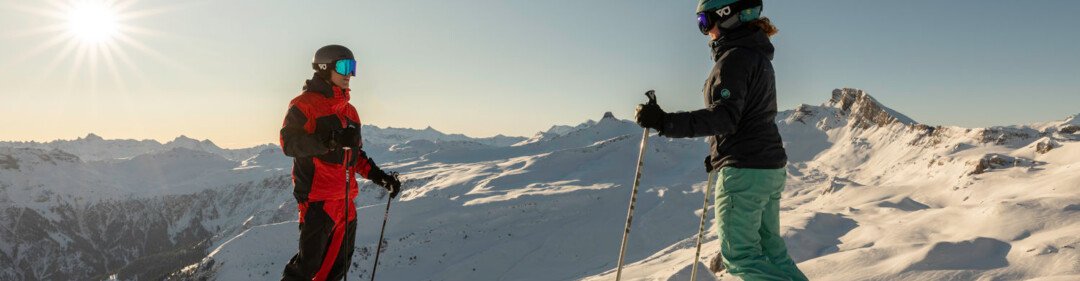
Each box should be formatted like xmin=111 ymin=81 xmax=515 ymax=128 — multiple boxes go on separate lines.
xmin=660 ymin=26 xmax=787 ymax=170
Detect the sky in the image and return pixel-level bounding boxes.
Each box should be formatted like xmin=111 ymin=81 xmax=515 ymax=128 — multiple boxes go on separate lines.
xmin=1 ymin=0 xmax=1078 ymax=148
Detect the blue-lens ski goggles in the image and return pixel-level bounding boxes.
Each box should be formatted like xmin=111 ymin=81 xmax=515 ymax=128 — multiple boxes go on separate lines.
xmin=335 ymin=59 xmax=357 ymax=76
xmin=697 ymin=11 xmax=720 ymax=35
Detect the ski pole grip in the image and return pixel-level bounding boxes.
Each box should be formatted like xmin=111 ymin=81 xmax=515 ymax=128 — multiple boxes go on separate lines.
xmin=644 ymin=90 xmax=657 ymax=105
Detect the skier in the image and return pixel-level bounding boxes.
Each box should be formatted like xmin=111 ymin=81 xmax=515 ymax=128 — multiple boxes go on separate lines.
xmin=634 ymin=1 xmax=808 ymax=280
xmin=279 ymin=44 xmax=402 ymax=281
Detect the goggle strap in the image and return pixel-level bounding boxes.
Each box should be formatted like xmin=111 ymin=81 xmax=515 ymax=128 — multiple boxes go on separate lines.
xmin=713 ymin=0 xmax=763 ymax=18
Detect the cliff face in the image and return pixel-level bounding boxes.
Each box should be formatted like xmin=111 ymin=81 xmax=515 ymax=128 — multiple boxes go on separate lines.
xmin=828 ymin=88 xmax=917 ymax=129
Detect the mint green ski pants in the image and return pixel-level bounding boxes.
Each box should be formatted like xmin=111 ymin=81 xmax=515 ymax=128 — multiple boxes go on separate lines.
xmin=713 ymin=167 xmax=808 ymax=281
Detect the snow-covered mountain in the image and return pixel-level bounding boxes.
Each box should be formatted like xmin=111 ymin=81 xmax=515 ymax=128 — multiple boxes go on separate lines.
xmin=0 ymin=134 xmax=275 ymax=162
xmin=363 ymin=125 xmax=527 ymax=148
xmin=2 ymin=88 xmax=1078 ymax=281
xmin=0 ymin=126 xmax=520 ymax=281
xmin=0 ymin=122 xmax=526 ymax=164
xmin=0 ymin=144 xmax=297 ymax=280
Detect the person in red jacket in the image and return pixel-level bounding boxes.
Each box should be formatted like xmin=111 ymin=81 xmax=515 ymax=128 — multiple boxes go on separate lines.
xmin=279 ymin=44 xmax=401 ymax=281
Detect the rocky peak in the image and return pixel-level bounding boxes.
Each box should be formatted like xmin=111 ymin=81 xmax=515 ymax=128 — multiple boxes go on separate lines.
xmin=1066 ymin=113 xmax=1079 ymax=124
xmin=83 ymin=133 xmax=104 ymax=141
xmin=164 ymin=136 xmax=224 ymax=156
xmin=170 ymin=135 xmax=198 ymax=145
xmin=828 ymin=88 xmax=917 ymax=129
xmin=787 ymin=104 xmax=817 ymax=124
xmin=602 ymin=112 xmax=616 ymax=120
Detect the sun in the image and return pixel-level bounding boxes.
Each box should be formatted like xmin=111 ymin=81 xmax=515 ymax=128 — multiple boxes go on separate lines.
xmin=3 ymin=0 xmax=185 ymax=93
xmin=66 ymin=0 xmax=120 ymax=44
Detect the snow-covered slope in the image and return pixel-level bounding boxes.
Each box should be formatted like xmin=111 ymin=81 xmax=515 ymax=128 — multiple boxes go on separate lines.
xmin=0 ymin=145 xmax=297 ymax=280
xmin=172 ymin=112 xmax=709 ymax=281
xmin=3 ymin=88 xmax=1078 ymax=281
xmin=584 ymin=88 xmax=1080 ymax=281
xmin=174 ymin=88 xmax=1078 ymax=281
xmin=167 ymin=89 xmax=1079 ymax=281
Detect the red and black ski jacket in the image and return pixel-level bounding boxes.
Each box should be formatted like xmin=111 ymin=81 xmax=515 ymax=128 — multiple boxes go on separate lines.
xmin=280 ymin=75 xmax=378 ymax=203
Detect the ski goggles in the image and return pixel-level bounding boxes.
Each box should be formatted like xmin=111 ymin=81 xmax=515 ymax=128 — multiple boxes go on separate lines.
xmin=334 ymin=59 xmax=357 ymax=76
xmin=697 ymin=11 xmax=722 ymax=35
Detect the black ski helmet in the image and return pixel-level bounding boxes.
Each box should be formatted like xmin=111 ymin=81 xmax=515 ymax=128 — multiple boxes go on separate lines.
xmin=697 ymin=0 xmax=763 ymax=31
xmin=311 ymin=44 xmax=354 ymax=77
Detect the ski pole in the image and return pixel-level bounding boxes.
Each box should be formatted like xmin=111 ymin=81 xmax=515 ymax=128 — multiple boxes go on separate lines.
xmin=690 ymin=171 xmax=716 ymax=281
xmin=615 ymin=90 xmax=657 ymax=281
xmin=343 ymin=147 xmax=352 ymax=281
xmin=370 ymin=173 xmax=398 ymax=281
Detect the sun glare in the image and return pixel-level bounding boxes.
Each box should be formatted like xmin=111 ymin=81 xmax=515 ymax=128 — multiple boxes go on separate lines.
xmin=66 ymin=0 xmax=119 ymax=44
xmin=3 ymin=0 xmax=184 ymax=93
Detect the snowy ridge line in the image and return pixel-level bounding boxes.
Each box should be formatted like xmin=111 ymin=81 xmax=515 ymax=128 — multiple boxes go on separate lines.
xmin=0 ymin=124 xmax=529 ymax=164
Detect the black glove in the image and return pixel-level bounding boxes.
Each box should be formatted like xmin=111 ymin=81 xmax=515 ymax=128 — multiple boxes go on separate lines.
xmin=369 ymin=169 xmax=401 ymax=199
xmin=704 ymin=155 xmax=714 ymax=173
xmin=635 ymin=90 xmax=666 ymax=131
xmin=325 ymin=125 xmax=360 ymax=150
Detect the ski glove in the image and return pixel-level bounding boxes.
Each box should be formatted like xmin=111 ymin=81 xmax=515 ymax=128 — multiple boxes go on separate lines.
xmin=326 ymin=125 xmax=361 ymax=150
xmin=704 ymin=155 xmax=714 ymax=173
xmin=369 ymin=169 xmax=402 ymax=199
xmin=635 ymin=92 xmax=667 ymax=131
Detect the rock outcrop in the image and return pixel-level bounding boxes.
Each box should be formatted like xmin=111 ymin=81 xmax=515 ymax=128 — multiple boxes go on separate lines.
xmin=828 ymin=88 xmax=917 ymax=129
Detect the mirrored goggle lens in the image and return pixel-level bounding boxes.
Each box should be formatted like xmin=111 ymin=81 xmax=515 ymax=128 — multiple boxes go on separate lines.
xmin=697 ymin=12 xmax=712 ymax=34
xmin=335 ymin=59 xmax=357 ymax=76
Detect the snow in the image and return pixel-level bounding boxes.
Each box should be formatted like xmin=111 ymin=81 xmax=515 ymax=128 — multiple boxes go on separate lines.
xmin=2 ymin=88 xmax=1078 ymax=281
xmin=197 ymin=221 xmax=299 ymax=280
xmin=175 ymin=90 xmax=1078 ymax=281
xmin=582 ymin=90 xmax=1080 ymax=281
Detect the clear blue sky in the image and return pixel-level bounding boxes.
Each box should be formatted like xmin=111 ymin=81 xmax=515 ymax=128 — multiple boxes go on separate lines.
xmin=1 ymin=0 xmax=1078 ymax=148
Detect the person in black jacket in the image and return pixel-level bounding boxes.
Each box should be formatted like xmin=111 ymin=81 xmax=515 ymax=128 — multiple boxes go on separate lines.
xmin=635 ymin=1 xmax=808 ymax=280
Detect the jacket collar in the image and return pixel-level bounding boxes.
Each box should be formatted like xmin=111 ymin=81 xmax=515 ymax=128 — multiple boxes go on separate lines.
xmin=302 ymin=74 xmax=351 ymax=103
xmin=709 ymin=26 xmax=775 ymax=62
